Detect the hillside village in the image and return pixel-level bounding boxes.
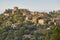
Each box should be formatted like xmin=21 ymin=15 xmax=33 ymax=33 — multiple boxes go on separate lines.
xmin=0 ymin=7 xmax=60 ymax=40
xmin=2 ymin=7 xmax=60 ymax=26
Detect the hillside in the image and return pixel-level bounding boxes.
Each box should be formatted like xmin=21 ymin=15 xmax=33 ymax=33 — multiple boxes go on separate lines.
xmin=0 ymin=7 xmax=60 ymax=40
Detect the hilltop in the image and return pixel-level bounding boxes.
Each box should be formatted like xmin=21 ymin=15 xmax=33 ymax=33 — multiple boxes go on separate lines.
xmin=0 ymin=7 xmax=60 ymax=27
xmin=0 ymin=7 xmax=60 ymax=40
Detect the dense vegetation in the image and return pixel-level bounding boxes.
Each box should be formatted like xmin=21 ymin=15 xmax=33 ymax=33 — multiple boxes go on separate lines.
xmin=0 ymin=7 xmax=60 ymax=40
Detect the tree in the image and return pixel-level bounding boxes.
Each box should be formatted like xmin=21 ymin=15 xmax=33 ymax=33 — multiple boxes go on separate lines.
xmin=50 ymin=27 xmax=60 ymax=40
xmin=45 ymin=32 xmax=50 ymax=40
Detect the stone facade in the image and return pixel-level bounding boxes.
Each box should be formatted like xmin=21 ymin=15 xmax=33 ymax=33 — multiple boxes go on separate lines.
xmin=38 ymin=19 xmax=45 ymax=25
xmin=32 ymin=16 xmax=38 ymax=23
xmin=4 ymin=13 xmax=9 ymax=16
xmin=4 ymin=7 xmax=47 ymax=25
xmin=12 ymin=7 xmax=19 ymax=14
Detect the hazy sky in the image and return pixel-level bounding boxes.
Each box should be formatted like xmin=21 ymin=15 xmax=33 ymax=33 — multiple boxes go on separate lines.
xmin=0 ymin=0 xmax=60 ymax=13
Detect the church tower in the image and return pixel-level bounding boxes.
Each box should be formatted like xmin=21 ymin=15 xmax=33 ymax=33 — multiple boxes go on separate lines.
xmin=12 ymin=6 xmax=18 ymax=14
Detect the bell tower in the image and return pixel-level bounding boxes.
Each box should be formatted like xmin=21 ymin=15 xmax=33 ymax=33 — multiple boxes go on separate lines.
xmin=12 ymin=6 xmax=18 ymax=14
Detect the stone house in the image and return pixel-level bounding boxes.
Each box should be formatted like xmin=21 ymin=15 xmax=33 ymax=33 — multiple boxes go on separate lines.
xmin=32 ymin=16 xmax=38 ymax=23
xmin=31 ymin=12 xmax=35 ymax=15
xmin=54 ymin=19 xmax=60 ymax=26
xmin=48 ymin=18 xmax=60 ymax=26
xmin=38 ymin=12 xmax=45 ymax=17
xmin=3 ymin=13 xmax=9 ymax=16
xmin=25 ymin=14 xmax=32 ymax=21
xmin=38 ymin=19 xmax=45 ymax=25
xmin=31 ymin=12 xmax=38 ymax=16
xmin=19 ymin=9 xmax=30 ymax=16
xmin=12 ymin=7 xmax=19 ymax=14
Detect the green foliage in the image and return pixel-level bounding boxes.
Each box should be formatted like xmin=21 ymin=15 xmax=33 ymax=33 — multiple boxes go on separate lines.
xmin=0 ymin=8 xmax=60 ymax=40
xmin=45 ymin=32 xmax=50 ymax=40
xmin=50 ymin=27 xmax=60 ymax=40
